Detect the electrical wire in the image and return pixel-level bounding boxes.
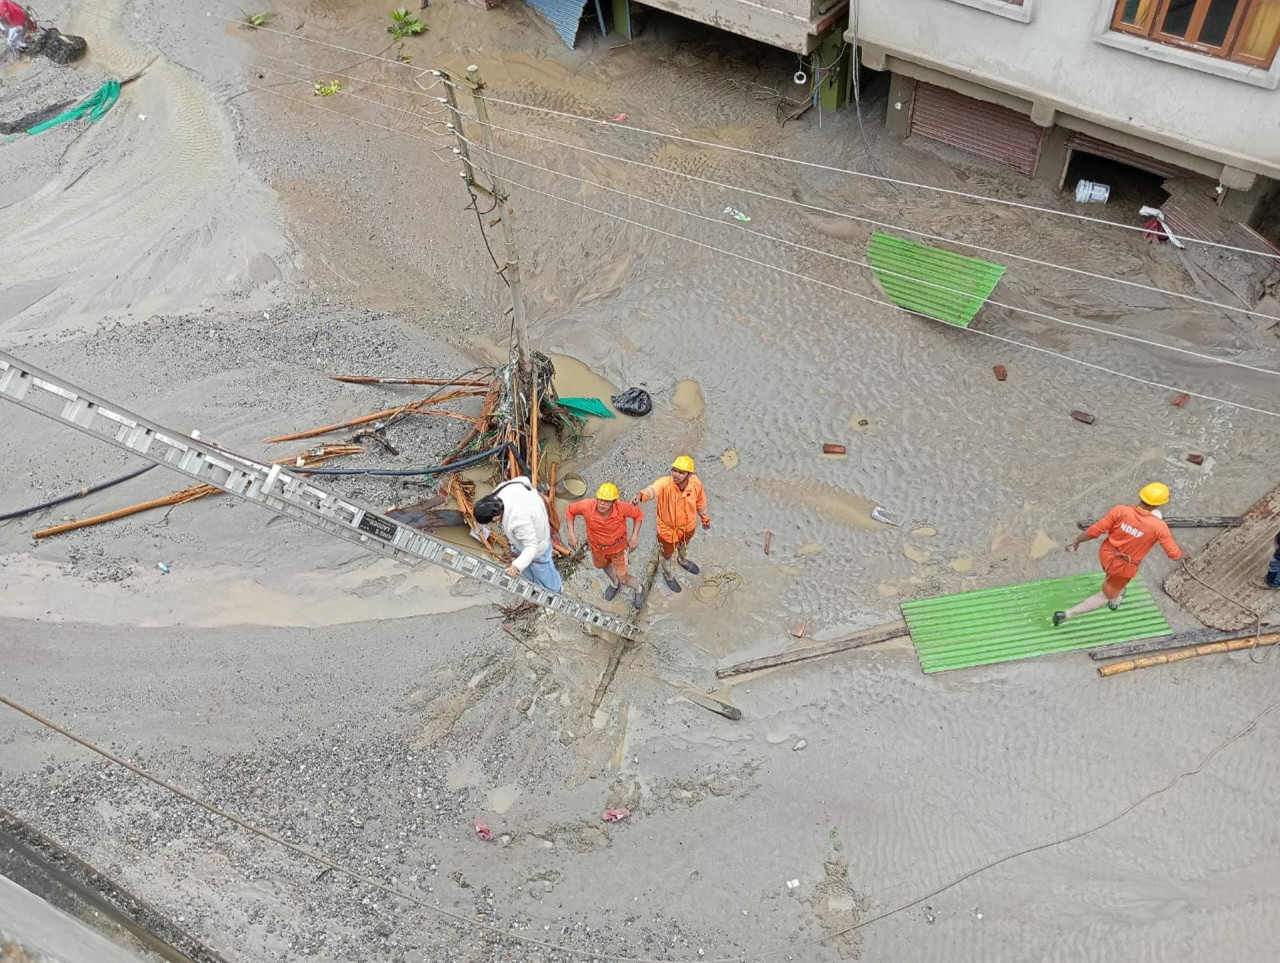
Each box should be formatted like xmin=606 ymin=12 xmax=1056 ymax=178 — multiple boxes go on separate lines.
xmin=460 ymin=92 xmax=1280 ymax=262
xmin=460 ymin=142 xmax=1280 ymax=377
xmin=245 ymin=83 xmax=449 ymax=145
xmin=251 ymin=63 xmax=451 ymax=131
xmin=486 ymin=172 xmax=1280 ymax=419
xmin=205 ymin=10 xmax=438 ymax=78
xmin=0 ymin=464 xmax=156 ymax=523
xmin=299 ymin=443 xmax=509 ymax=476
xmin=5 ymin=688 xmax=1278 ymax=963
xmin=257 ymin=50 xmax=445 ymax=101
xmin=207 ymin=3 xmax=1279 ymax=263
xmin=443 ymin=106 xmax=1280 ymax=326
xmin=235 ymin=60 xmax=1280 ymax=414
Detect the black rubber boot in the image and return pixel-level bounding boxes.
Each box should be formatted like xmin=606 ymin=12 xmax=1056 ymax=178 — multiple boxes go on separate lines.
xmin=1052 ymin=611 xmax=1067 ymax=627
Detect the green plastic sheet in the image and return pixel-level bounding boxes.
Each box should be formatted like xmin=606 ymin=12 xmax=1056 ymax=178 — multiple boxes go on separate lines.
xmin=558 ymin=397 xmax=614 ymax=419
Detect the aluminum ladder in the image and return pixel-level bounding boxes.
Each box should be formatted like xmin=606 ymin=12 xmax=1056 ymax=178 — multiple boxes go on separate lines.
xmin=0 ymin=351 xmax=642 ymax=641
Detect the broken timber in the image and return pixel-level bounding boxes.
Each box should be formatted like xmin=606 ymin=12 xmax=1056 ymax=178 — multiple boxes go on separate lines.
xmin=682 ymin=689 xmax=743 ymax=721
xmin=1088 ymin=625 xmax=1278 ymax=660
xmin=715 ymin=621 xmax=908 ymax=679
xmin=1098 ymin=633 xmax=1280 ymax=677
xmin=1075 ymin=516 xmax=1242 ymax=530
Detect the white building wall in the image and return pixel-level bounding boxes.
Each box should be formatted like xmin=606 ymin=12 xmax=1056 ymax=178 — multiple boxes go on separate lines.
xmin=849 ymin=0 xmax=1280 ymax=180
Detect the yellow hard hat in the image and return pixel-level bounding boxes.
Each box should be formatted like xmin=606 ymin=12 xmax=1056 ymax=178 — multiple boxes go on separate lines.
xmin=596 ymin=482 xmax=619 ymax=501
xmin=671 ymin=455 xmax=696 ymax=472
xmin=1139 ymin=482 xmax=1170 ymax=506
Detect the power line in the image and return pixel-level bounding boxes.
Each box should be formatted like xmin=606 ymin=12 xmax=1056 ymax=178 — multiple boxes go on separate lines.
xmin=206 ymin=3 xmax=1279 ymax=265
xmin=245 ymin=83 xmax=451 ymax=148
xmin=256 ymin=51 xmax=450 ymax=103
xmin=252 ymin=63 xmax=450 ymax=129
xmin=441 ymin=104 xmax=1280 ymax=326
xmin=235 ymin=76 xmax=1280 ymax=416
xmin=458 ymin=139 xmax=1280 ymax=378
xmin=6 ymin=688 xmax=1278 ymax=962
xmin=250 ymin=43 xmax=1280 ymax=327
xmin=456 ymin=88 xmax=1280 ymax=263
xmin=238 ymin=61 xmax=1279 ymax=414
xmin=486 ymin=172 xmax=1280 ymax=419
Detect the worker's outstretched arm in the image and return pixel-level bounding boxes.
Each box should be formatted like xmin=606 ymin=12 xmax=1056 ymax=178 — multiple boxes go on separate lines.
xmin=563 ymin=503 xmax=583 ymax=549
xmin=632 ymin=483 xmax=657 ymax=505
xmin=1069 ymin=506 xmax=1119 ymax=553
xmin=1159 ymin=528 xmax=1183 ymax=561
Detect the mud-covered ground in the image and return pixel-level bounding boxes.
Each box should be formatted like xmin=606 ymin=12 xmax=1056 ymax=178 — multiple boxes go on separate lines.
xmin=3 ymin=0 xmax=1280 ymax=960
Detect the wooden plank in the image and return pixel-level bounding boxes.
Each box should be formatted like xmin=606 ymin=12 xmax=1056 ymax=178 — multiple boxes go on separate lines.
xmin=1076 ymin=516 xmax=1242 ymax=531
xmin=1088 ymin=625 xmax=1274 ymax=660
xmin=715 ymin=621 xmax=908 ymax=679
xmin=683 ymin=691 xmax=743 ymax=721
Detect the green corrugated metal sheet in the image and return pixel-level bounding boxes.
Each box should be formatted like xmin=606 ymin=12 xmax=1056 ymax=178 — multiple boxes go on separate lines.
xmin=900 ymin=573 xmax=1170 ymax=674
xmin=867 ymin=231 xmax=1006 ymax=327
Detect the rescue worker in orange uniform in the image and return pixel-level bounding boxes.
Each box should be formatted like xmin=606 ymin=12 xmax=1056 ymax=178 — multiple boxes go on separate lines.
xmin=633 ymin=455 xmax=710 ymax=593
xmin=1053 ymin=482 xmax=1182 ymax=626
xmin=565 ymin=483 xmax=646 ymax=609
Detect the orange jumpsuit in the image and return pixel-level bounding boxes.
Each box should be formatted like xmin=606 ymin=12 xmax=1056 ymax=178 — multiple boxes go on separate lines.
xmin=1084 ymin=504 xmax=1182 ymax=598
xmin=564 ymin=498 xmax=643 ymax=575
xmin=637 ymin=474 xmax=709 ymax=558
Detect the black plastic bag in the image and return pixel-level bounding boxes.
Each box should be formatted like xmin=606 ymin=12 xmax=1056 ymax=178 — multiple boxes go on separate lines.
xmin=611 ymin=387 xmax=652 ymax=416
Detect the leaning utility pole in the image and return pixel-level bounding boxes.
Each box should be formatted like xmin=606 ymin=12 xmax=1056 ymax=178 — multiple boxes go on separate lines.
xmin=443 ymin=65 xmax=533 ymax=385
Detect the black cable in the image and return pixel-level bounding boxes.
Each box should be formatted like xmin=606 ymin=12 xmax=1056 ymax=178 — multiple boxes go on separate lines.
xmin=465 ymin=184 xmax=509 ymax=287
xmin=297 ymin=443 xmax=508 ymax=477
xmin=0 ymin=464 xmax=157 ymax=523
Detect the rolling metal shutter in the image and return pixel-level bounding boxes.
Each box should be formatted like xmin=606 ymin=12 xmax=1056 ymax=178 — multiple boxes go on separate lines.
xmin=907 ymin=82 xmax=1044 ymax=176
xmin=1065 ymin=132 xmax=1194 ymax=179
xmin=524 ymin=0 xmax=591 ymax=47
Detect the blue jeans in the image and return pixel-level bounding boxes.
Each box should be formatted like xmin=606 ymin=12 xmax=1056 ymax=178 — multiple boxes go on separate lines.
xmin=1267 ymin=551 xmax=1280 ymax=588
xmin=523 ymin=547 xmax=563 ymax=592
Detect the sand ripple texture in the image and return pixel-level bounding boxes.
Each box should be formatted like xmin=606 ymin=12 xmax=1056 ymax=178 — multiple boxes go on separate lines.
xmin=0 ymin=0 xmax=297 ymax=340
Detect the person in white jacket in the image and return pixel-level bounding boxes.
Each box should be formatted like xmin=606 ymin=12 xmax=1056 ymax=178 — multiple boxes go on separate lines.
xmin=473 ymin=476 xmax=562 ymax=592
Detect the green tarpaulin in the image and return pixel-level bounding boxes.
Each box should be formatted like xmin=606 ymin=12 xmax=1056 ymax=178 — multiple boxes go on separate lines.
xmin=558 ymin=397 xmax=614 ymax=419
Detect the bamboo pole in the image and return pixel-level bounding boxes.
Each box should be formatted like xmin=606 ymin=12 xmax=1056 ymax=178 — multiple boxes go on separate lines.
xmin=1098 ymin=633 xmax=1280 ymax=677
xmin=262 ymin=388 xmax=487 ymax=444
xmin=35 ymin=488 xmax=209 ymax=538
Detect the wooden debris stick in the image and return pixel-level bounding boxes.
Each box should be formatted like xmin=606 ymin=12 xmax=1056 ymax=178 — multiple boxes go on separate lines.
xmin=329 ymin=375 xmax=492 ymax=387
xmin=35 ymin=487 xmax=209 ymax=538
xmin=1099 ymin=634 xmax=1280 ymax=677
xmin=1076 ymin=516 xmax=1243 ymax=531
xmin=530 ymin=371 xmax=540 ymax=486
xmin=441 ymin=384 xmax=501 ymax=465
xmin=716 ymin=620 xmax=909 ymax=679
xmin=682 ymin=689 xmax=743 ymax=721
xmin=263 ymin=388 xmax=487 ymax=444
xmin=1088 ymin=625 xmax=1277 ymax=660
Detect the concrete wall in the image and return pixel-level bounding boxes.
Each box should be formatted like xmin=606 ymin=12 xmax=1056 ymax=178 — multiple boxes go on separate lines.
xmin=640 ymin=0 xmax=845 ymax=53
xmin=848 ymin=0 xmax=1280 ymax=182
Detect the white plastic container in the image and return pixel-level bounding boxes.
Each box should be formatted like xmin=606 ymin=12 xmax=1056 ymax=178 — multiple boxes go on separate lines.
xmin=1075 ymin=179 xmax=1110 ymax=204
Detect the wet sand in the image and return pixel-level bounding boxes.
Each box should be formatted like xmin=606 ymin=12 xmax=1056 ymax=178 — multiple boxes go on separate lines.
xmin=3 ymin=0 xmax=1280 ymax=960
